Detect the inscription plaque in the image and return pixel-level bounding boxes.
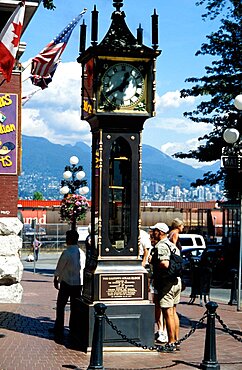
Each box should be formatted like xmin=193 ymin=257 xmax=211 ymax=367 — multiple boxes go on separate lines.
xmin=100 ymin=274 xmax=143 ymax=300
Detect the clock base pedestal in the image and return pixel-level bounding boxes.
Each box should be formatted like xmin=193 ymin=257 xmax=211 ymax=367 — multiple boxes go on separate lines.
xmin=73 ymin=299 xmax=155 ymax=352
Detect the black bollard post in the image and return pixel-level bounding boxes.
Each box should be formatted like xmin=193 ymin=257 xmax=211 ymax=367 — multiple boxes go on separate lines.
xmin=87 ymin=303 xmax=107 ymax=370
xmin=200 ymin=301 xmax=220 ymax=370
xmin=228 ymin=269 xmax=238 ymax=306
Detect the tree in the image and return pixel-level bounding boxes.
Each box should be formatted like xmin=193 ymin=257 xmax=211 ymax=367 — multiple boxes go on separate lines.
xmin=174 ymin=0 xmax=242 ymax=200
xmin=43 ymin=0 xmax=56 ymax=10
xmin=33 ymin=191 xmax=44 ymax=200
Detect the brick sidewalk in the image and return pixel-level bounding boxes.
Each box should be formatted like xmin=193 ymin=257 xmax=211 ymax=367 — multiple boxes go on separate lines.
xmin=0 ymin=271 xmax=241 ymax=370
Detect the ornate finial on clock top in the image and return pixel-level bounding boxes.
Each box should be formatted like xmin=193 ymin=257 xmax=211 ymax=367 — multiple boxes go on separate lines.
xmin=113 ymin=0 xmax=123 ymax=12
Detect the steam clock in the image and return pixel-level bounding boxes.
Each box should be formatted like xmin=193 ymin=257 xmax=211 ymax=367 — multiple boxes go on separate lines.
xmin=77 ymin=0 xmax=161 ymax=350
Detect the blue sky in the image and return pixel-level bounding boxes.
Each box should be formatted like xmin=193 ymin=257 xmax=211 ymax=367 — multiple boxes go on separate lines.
xmin=21 ymin=0 xmax=220 ymax=167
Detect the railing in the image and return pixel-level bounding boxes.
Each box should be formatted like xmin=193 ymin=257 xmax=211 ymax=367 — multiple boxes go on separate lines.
xmin=21 ymin=223 xmax=88 ymax=251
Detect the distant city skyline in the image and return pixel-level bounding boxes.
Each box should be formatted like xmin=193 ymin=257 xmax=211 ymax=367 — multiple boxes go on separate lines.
xmin=141 ymin=180 xmax=222 ymax=202
xmin=19 ymin=171 xmax=223 ymax=202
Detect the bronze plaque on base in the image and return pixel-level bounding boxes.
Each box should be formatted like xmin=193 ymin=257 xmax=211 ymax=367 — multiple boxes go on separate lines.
xmin=100 ymin=274 xmax=143 ymax=300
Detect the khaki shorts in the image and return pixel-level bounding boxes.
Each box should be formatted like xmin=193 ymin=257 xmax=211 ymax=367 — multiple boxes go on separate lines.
xmin=159 ymin=278 xmax=181 ymax=308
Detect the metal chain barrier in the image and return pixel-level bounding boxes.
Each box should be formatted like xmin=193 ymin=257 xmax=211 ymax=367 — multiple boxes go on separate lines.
xmin=104 ymin=310 xmax=208 ymax=352
xmin=215 ymin=312 xmax=242 ymax=343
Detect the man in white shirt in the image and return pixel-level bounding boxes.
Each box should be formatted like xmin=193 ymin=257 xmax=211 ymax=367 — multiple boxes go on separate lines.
xmin=139 ymin=229 xmax=151 ymax=267
xmin=52 ymin=230 xmax=86 ymax=342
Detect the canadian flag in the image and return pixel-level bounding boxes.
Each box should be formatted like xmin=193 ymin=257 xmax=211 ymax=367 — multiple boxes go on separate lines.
xmin=0 ymin=1 xmax=25 ymax=82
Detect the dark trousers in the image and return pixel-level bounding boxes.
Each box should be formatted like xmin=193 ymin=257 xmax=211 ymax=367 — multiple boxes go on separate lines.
xmin=54 ymin=281 xmax=82 ymax=334
xmin=33 ymin=248 xmax=39 ymax=261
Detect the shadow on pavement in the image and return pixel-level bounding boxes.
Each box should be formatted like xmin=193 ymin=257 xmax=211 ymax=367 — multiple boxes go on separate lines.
xmin=173 ymin=360 xmax=201 ymax=368
xmin=23 ymin=267 xmax=55 ymax=276
xmin=0 ymin=311 xmax=55 ymax=340
xmin=0 ymin=309 xmax=83 ymax=352
xmin=178 ymin=312 xmax=206 ymax=330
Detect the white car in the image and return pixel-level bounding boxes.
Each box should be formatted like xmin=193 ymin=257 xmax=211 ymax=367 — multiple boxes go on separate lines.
xmin=179 ymin=234 xmax=206 ymax=251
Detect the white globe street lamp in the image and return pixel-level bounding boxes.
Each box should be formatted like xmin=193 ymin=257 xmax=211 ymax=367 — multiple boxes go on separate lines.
xmin=60 ymin=186 xmax=70 ymax=195
xmin=76 ymin=170 xmax=86 ymax=181
xmin=70 ymin=156 xmax=79 ymax=165
xmin=223 ymin=128 xmax=240 ymax=144
xmin=234 ymin=94 xmax=242 ymax=111
xmin=60 ymin=156 xmax=89 ymax=231
xmin=63 ymin=170 xmax=72 ymax=179
xmin=79 ymin=186 xmax=89 ymax=195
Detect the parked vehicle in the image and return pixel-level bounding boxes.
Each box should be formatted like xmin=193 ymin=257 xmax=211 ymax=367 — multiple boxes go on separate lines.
xmin=180 ymin=243 xmax=229 ymax=288
xmin=181 ymin=247 xmax=205 ymax=278
xmin=179 ymin=234 xmax=206 ymax=251
xmin=23 ymin=224 xmax=46 ymax=236
xmin=201 ymin=245 xmax=228 ymax=287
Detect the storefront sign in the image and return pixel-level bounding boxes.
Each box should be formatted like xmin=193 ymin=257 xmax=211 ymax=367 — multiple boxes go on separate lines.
xmin=100 ymin=274 xmax=143 ymax=300
xmin=0 ymin=93 xmax=18 ymax=174
xmin=82 ymin=59 xmax=94 ymax=120
xmin=221 ymin=155 xmax=241 ymax=169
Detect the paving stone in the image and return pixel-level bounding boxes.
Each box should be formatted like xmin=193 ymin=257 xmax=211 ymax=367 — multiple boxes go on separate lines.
xmin=0 ymin=271 xmax=241 ymax=370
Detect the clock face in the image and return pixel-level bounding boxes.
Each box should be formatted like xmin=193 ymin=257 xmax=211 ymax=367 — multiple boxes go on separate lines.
xmin=101 ymin=63 xmax=144 ymax=108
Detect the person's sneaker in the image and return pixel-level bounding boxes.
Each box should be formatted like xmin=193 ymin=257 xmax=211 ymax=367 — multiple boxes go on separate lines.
xmin=175 ymin=343 xmax=181 ymax=351
xmin=156 ymin=332 xmax=168 ymax=343
xmin=160 ymin=343 xmax=177 ymax=353
xmin=154 ymin=331 xmax=159 ymax=340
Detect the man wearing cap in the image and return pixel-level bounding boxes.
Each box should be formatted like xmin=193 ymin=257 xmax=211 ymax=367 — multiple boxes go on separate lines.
xmin=150 ymin=222 xmax=181 ymax=352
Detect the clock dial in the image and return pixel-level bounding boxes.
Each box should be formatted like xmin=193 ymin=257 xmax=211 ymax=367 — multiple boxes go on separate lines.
xmin=102 ymin=63 xmax=144 ymax=108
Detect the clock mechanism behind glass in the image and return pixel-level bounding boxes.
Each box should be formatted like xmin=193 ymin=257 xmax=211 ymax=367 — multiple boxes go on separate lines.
xmin=99 ymin=62 xmax=146 ymax=110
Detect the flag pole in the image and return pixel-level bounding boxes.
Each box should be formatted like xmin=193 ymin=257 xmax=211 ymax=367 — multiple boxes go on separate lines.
xmin=0 ymin=78 xmax=6 ymax=87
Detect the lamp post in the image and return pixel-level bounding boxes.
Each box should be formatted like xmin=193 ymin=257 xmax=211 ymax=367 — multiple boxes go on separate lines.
xmin=60 ymin=156 xmax=89 ymax=231
xmin=222 ymin=94 xmax=242 ymax=311
xmin=213 ymin=216 xmax=217 ymax=241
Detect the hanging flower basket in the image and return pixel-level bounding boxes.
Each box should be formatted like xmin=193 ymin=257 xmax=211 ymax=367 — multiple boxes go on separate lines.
xmin=60 ymin=194 xmax=88 ymax=223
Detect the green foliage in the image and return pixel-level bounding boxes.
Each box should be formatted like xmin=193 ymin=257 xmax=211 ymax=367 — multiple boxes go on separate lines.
xmin=33 ymin=191 xmax=44 ymax=200
xmin=43 ymin=0 xmax=56 ymax=10
xmin=196 ymin=0 xmax=242 ymax=20
xmin=174 ymin=0 xmax=242 ymax=200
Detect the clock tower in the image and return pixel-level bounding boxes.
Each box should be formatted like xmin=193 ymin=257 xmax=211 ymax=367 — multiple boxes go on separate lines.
xmin=77 ymin=0 xmax=161 ymax=351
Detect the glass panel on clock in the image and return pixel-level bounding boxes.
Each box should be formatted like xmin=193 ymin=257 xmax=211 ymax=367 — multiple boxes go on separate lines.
xmin=108 ymin=137 xmax=131 ymax=250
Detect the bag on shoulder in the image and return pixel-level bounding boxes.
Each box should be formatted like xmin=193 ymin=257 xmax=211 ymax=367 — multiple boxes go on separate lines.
xmin=166 ymin=244 xmax=183 ymax=278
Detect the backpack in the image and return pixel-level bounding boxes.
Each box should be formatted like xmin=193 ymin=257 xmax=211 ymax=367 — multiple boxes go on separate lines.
xmin=166 ymin=243 xmax=183 ymax=278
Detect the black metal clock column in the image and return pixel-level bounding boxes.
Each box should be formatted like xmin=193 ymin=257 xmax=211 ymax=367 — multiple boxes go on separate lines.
xmin=77 ymin=0 xmax=161 ymax=351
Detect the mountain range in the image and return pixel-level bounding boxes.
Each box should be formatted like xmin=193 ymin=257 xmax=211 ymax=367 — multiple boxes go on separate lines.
xmin=19 ymin=135 xmax=220 ymax=198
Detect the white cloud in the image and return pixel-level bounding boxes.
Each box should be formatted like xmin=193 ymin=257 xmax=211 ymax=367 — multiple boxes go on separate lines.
xmin=149 ymin=115 xmax=213 ymax=136
xmin=160 ymin=138 xmax=217 ymax=168
xmin=161 ymin=138 xmax=199 ymax=156
xmin=22 ymin=108 xmax=54 ymax=138
xmin=156 ymin=90 xmax=196 ymax=110
xmin=22 ymin=61 xmax=92 ymax=146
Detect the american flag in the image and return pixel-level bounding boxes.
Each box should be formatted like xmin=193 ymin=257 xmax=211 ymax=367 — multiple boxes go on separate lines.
xmin=31 ymin=9 xmax=87 ymax=90
xmin=22 ymin=88 xmax=41 ymax=106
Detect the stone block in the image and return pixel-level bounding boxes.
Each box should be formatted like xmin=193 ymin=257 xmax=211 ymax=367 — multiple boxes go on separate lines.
xmin=0 ymin=217 xmax=23 ymax=236
xmin=0 ymin=235 xmax=22 ymax=256
xmin=0 ymin=256 xmax=23 ymax=285
xmin=0 ymin=283 xmax=23 ymax=303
